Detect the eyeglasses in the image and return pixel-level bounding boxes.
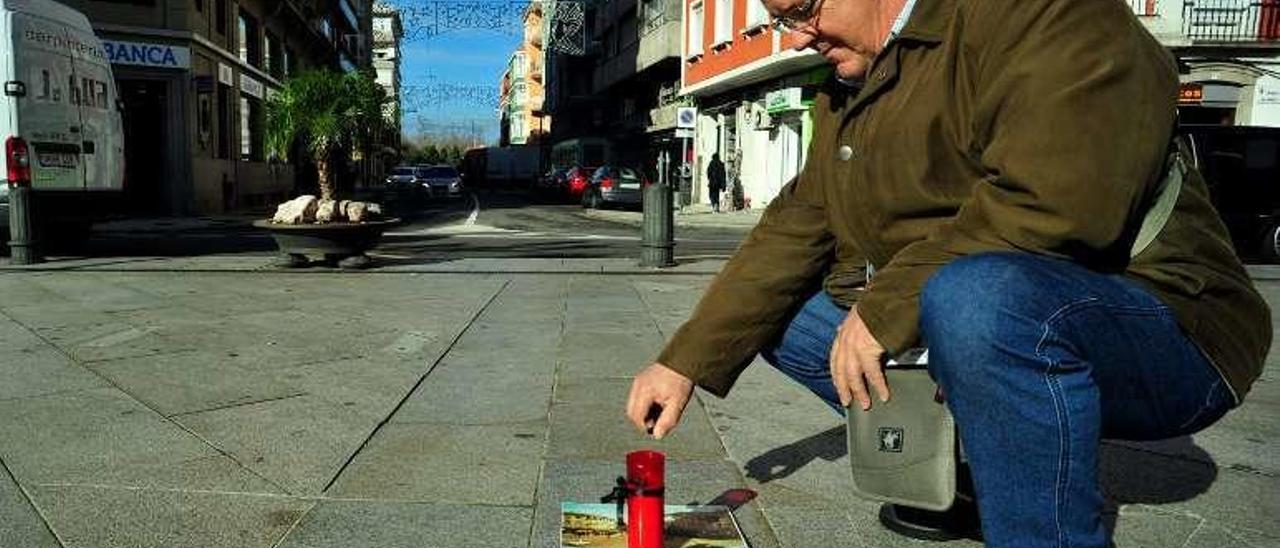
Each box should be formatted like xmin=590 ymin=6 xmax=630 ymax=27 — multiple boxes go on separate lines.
xmin=769 ymin=0 xmax=823 ymax=31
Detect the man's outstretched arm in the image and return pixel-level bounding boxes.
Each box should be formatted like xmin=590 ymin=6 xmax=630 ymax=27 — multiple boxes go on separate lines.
xmin=626 ymin=171 xmax=836 ymax=437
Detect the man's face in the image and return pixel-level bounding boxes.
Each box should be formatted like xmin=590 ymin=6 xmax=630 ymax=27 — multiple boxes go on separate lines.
xmin=765 ymin=0 xmax=885 ymax=79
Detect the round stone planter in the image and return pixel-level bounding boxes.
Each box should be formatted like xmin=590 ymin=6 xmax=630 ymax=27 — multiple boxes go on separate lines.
xmin=253 ymin=218 xmax=401 ymax=269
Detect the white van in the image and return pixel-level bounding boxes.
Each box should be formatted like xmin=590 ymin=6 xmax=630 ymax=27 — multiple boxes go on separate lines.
xmin=1 ymin=0 xmax=124 ymax=235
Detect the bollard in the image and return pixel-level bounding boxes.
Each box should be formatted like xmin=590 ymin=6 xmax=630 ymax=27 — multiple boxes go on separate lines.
xmin=640 ymin=152 xmax=675 ymax=268
xmin=7 ymin=184 xmax=40 ymax=265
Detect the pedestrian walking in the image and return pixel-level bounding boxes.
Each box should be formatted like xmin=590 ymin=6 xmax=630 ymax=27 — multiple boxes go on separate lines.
xmin=625 ymin=0 xmax=1271 ymax=546
xmin=706 ymin=153 xmax=726 ymax=212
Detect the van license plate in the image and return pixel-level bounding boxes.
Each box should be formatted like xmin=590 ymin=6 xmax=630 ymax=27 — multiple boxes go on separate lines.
xmin=38 ymin=152 xmax=78 ymax=169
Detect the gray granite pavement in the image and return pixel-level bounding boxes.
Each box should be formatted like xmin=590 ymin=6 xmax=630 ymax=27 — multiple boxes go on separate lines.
xmin=0 ymin=263 xmax=1276 ymax=547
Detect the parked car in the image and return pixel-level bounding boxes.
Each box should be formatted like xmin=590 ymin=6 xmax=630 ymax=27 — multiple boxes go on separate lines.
xmin=564 ymin=166 xmax=597 ymax=201
xmin=420 ymin=165 xmax=464 ymax=198
xmin=385 ymin=165 xmax=421 ymax=188
xmin=582 ymin=166 xmax=649 ymax=209
xmin=534 ymin=167 xmax=567 ymax=199
xmin=1181 ymin=125 xmax=1280 ymax=262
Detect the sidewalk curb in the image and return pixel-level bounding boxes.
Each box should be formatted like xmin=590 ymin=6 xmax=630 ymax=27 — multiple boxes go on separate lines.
xmin=577 ymin=208 xmax=762 ymax=230
xmin=0 ymin=257 xmax=727 ymax=276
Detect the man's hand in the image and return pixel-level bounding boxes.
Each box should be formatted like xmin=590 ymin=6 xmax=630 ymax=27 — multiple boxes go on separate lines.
xmin=830 ymin=306 xmax=889 ymax=410
xmin=626 ymin=363 xmax=695 ymax=439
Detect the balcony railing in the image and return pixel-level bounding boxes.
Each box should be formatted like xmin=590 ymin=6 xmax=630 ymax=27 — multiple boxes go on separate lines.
xmin=1183 ymin=0 xmax=1280 ymax=42
xmin=1130 ymin=0 xmax=1159 ymax=16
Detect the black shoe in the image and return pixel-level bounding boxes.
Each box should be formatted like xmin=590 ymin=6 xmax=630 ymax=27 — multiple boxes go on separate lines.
xmin=878 ymin=497 xmax=982 ymax=542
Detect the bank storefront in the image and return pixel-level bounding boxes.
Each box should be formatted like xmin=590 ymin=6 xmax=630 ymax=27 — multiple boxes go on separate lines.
xmin=99 ymin=32 xmax=290 ymax=215
xmin=102 ymin=37 xmax=192 ymax=215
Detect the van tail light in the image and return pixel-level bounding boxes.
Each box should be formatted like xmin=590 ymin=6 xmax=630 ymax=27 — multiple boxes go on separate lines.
xmin=601 ymin=177 xmax=613 ymax=189
xmin=6 ymin=137 xmax=31 ymax=187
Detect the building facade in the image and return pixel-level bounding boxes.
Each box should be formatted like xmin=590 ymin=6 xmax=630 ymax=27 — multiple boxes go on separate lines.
xmin=680 ymin=0 xmax=826 ymax=209
xmin=372 ymin=1 xmax=403 ymax=157
xmin=539 ymin=0 xmax=682 ymax=180
xmin=499 ymin=1 xmax=551 ymax=146
xmin=1133 ymin=0 xmax=1280 ymax=126
xmin=61 ymin=0 xmax=373 ymax=216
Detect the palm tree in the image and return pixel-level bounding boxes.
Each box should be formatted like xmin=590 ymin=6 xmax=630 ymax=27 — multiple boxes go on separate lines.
xmin=265 ymin=69 xmax=388 ymax=204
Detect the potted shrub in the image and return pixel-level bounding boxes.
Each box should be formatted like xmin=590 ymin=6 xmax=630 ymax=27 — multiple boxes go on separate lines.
xmin=255 ymin=69 xmax=398 ymax=269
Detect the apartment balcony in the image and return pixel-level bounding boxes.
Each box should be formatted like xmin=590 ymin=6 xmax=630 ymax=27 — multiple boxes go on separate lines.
xmin=1130 ymin=0 xmax=1160 ymax=16
xmin=530 ymin=59 xmax=544 ymax=82
xmin=1183 ymin=0 xmax=1280 ymax=43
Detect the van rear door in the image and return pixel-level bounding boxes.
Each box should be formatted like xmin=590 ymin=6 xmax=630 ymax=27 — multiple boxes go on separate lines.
xmin=64 ymin=23 xmax=121 ymax=191
xmin=11 ymin=10 xmax=84 ymax=190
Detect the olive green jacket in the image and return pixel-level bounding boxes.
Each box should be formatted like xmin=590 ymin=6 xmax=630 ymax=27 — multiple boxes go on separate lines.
xmin=657 ymin=0 xmax=1271 ymax=401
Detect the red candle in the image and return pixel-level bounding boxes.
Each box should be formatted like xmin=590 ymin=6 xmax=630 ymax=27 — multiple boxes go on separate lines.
xmin=626 ymin=450 xmax=665 ymax=548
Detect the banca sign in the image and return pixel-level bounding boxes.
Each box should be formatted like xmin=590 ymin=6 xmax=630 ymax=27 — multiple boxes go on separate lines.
xmin=103 ymin=40 xmax=190 ymax=69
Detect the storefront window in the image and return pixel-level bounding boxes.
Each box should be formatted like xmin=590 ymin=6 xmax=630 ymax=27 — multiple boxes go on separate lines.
xmin=240 ymin=95 xmax=262 ymax=161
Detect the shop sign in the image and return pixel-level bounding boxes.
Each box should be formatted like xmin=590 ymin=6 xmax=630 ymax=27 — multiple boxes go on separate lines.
xmin=1259 ymin=83 xmax=1280 ymax=105
xmin=218 ymin=63 xmax=235 ymax=86
xmin=240 ymin=74 xmax=264 ymax=99
xmin=103 ymin=40 xmax=190 ymax=69
xmin=676 ymin=107 xmax=697 ymax=129
xmin=766 ymin=87 xmax=804 ymax=114
xmin=648 ymin=104 xmax=678 ymax=133
xmin=1178 ymin=83 xmax=1203 ymax=104
xmin=193 ymin=75 xmax=215 ymax=93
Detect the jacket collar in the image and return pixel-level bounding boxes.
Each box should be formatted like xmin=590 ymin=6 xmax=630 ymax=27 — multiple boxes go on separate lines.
xmin=895 ymin=0 xmax=950 ymax=44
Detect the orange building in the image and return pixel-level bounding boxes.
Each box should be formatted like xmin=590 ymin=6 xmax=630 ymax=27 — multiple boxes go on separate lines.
xmin=680 ymin=0 xmax=828 ymax=209
xmin=500 ymin=1 xmax=552 ymax=145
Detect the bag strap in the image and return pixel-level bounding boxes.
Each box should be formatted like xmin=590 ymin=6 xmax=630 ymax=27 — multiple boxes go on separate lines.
xmin=1130 ymin=145 xmax=1186 ymax=259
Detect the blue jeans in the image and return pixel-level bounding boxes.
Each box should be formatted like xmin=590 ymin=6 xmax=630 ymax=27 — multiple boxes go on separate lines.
xmin=761 ymin=252 xmax=1234 ymax=548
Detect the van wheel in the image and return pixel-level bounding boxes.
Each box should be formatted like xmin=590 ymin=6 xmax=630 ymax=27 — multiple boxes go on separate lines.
xmin=1259 ymin=224 xmax=1280 ymax=264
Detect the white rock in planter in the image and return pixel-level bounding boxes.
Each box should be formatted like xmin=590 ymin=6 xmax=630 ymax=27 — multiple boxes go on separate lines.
xmin=315 ymin=199 xmax=343 ymax=223
xmin=272 ymin=195 xmax=319 ymax=224
xmin=344 ymin=201 xmax=384 ymax=223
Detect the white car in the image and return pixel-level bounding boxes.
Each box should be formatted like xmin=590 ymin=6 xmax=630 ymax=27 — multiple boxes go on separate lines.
xmin=1 ymin=0 xmax=125 ymax=235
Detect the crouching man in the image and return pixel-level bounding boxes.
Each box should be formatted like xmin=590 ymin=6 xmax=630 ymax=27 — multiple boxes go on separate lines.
xmin=624 ymin=0 xmax=1271 ymax=546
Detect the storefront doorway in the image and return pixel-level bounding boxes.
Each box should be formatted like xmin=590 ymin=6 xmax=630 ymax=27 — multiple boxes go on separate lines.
xmin=119 ymin=79 xmax=170 ymax=215
xmin=766 ymin=114 xmax=803 ymax=206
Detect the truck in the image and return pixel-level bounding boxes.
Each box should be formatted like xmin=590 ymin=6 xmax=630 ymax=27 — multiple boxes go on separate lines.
xmin=483 ymin=144 xmax=541 ymax=187
xmin=1 ymin=0 xmax=126 ymax=241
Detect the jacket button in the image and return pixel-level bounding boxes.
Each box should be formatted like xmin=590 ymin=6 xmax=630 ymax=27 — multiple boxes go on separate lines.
xmin=839 ymin=145 xmax=854 ymax=161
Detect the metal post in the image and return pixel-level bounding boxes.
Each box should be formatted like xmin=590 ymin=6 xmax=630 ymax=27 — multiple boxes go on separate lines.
xmin=678 ymin=137 xmax=692 ymax=207
xmin=641 ymin=150 xmax=675 ymax=268
xmin=7 ymin=184 xmax=40 ymax=264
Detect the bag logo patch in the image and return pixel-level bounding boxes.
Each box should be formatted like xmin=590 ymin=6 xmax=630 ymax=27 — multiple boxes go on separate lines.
xmin=878 ymin=427 xmax=904 ymax=453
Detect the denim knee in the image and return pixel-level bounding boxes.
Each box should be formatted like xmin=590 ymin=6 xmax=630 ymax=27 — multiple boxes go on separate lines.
xmin=921 ymin=253 xmax=1030 ymax=334
xmin=920 ymin=253 xmax=1047 ymax=379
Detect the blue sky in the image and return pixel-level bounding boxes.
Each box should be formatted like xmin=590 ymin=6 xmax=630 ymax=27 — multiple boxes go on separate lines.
xmin=385 ymin=1 xmax=524 ymax=144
